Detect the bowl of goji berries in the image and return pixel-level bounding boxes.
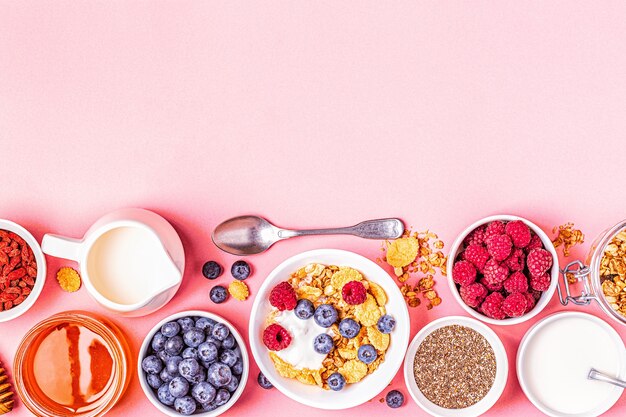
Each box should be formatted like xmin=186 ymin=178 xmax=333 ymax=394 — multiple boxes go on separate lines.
xmin=446 ymin=215 xmax=558 ymax=326
xmin=0 ymin=219 xmax=46 ymax=322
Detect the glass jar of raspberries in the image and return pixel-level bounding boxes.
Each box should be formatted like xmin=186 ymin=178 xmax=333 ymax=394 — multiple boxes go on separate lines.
xmin=447 ymin=215 xmax=559 ymax=325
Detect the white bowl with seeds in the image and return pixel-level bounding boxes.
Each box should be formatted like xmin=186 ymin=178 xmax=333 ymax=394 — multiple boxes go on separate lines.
xmin=403 ymin=316 xmax=507 ymax=417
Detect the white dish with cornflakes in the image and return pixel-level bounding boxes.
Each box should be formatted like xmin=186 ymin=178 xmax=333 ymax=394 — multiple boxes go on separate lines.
xmin=249 ymin=249 xmax=410 ymax=410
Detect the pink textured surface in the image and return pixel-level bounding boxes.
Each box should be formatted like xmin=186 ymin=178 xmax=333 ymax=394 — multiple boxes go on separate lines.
xmin=1 ymin=1 xmax=626 ymax=416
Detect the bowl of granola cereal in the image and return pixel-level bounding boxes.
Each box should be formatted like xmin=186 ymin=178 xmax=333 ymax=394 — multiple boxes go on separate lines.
xmin=249 ymin=249 xmax=410 ymax=409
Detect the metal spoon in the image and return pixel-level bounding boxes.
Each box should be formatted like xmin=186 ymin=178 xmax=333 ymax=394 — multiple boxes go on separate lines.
xmin=588 ymin=368 xmax=626 ymax=388
xmin=212 ymin=215 xmax=405 ymax=255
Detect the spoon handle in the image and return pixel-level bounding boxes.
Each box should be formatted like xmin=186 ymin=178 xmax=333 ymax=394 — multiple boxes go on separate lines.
xmin=278 ymin=218 xmax=405 ymax=240
xmin=588 ymin=368 xmax=626 ymax=388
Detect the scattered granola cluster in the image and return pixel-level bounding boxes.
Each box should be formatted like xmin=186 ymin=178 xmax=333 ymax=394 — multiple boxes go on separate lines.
xmin=552 ymin=223 xmax=585 ymax=257
xmin=379 ymin=230 xmax=447 ymax=309
xmin=601 ymin=229 xmax=626 ymax=317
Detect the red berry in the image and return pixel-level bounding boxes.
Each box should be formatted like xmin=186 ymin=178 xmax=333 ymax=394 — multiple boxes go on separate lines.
xmin=523 ymin=292 xmax=536 ymax=313
xmin=486 ymin=234 xmax=512 ymax=262
xmin=269 ymin=281 xmax=297 ymax=311
xmin=502 ymin=292 xmax=528 ymax=318
xmin=530 ymin=272 xmax=551 ymax=292
xmin=505 ymin=220 xmax=532 ymax=248
xmin=480 ymin=292 xmax=506 ymax=320
xmin=452 ymin=260 xmax=477 ymax=287
xmin=484 ymin=221 xmax=506 ymax=241
xmin=463 ymin=244 xmax=490 ymax=272
xmin=460 ymin=283 xmax=488 ymax=308
xmin=504 ymin=248 xmax=525 ymax=272
xmin=342 ymin=281 xmax=367 ymax=305
xmin=464 ymin=226 xmax=486 ymax=246
xmin=527 ymin=248 xmax=553 ymax=277
xmin=483 ymin=258 xmax=509 ymax=285
xmin=525 ymin=234 xmax=543 ymax=252
xmin=504 ymin=271 xmax=529 ymax=293
xmin=480 ymin=277 xmax=504 ymax=292
xmin=263 ymin=323 xmax=292 ymax=351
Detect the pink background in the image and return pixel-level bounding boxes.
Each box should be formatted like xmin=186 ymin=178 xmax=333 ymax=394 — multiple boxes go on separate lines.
xmin=2 ymin=1 xmax=626 ymax=416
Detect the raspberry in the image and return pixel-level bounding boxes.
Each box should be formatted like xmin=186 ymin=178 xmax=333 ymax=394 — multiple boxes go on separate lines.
xmin=523 ymin=292 xmax=536 ymax=313
xmin=486 ymin=234 xmax=512 ymax=261
xmin=525 ymin=234 xmax=543 ymax=252
xmin=484 ymin=221 xmax=506 ymax=241
xmin=459 ymin=283 xmax=488 ymax=308
xmin=502 ymin=292 xmax=528 ymax=317
xmin=504 ymin=248 xmax=525 ymax=272
xmin=463 ymin=244 xmax=490 ymax=272
xmin=464 ymin=226 xmax=486 ymax=246
xmin=505 ymin=220 xmax=532 ymax=248
xmin=503 ymin=271 xmax=529 ymax=293
xmin=480 ymin=292 xmax=506 ymax=320
xmin=269 ymin=281 xmax=297 ymax=311
xmin=483 ymin=258 xmax=508 ymax=285
xmin=480 ymin=277 xmax=503 ymax=292
xmin=263 ymin=323 xmax=292 ymax=351
xmin=527 ymin=248 xmax=553 ymax=277
xmin=342 ymin=281 xmax=367 ymax=305
xmin=530 ymin=272 xmax=551 ymax=292
xmin=452 ymin=260 xmax=477 ymax=286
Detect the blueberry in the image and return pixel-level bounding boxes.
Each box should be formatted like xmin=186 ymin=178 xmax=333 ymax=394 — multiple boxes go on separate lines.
xmin=182 ymin=347 xmax=198 ymax=360
xmin=220 ymin=349 xmax=238 ymax=367
xmin=294 ymin=299 xmax=315 ymax=320
xmin=314 ymin=304 xmax=338 ymax=328
xmin=157 ymin=383 xmax=175 ymax=406
xmin=207 ymin=362 xmax=232 ymax=387
xmin=191 ymin=381 xmax=216 ymax=404
xmin=357 ymin=344 xmax=377 ymax=364
xmin=225 ymin=375 xmax=239 ymax=393
xmin=231 ymin=260 xmax=251 ymax=280
xmin=183 ymin=328 xmax=206 ymax=348
xmin=257 ymin=371 xmax=273 ymax=389
xmin=198 ymin=341 xmax=219 ymax=363
xmin=211 ymin=323 xmax=230 ymax=341
xmin=385 ymin=389 xmax=404 ymax=408
xmin=178 ymin=358 xmax=201 ymax=381
xmin=146 ymin=373 xmax=163 ymax=390
xmin=166 ymin=356 xmax=183 ymax=375
xmin=151 ymin=331 xmax=167 ymax=352
xmin=186 ymin=371 xmax=206 ymax=385
xmin=177 ymin=317 xmax=196 ymax=332
xmin=210 ymin=285 xmax=228 ymax=304
xmin=222 ymin=334 xmax=236 ymax=349
xmin=174 ymin=396 xmax=196 ymax=415
xmin=168 ymin=376 xmax=190 ymax=398
xmin=214 ymin=388 xmax=231 ymax=406
xmin=327 ymin=372 xmax=346 ymax=391
xmin=195 ymin=317 xmax=216 ymax=332
xmin=338 ymin=318 xmax=361 ymax=339
xmin=157 ymin=349 xmax=172 ymax=363
xmin=164 ymin=335 xmax=184 ymax=355
xmin=377 ymin=315 xmax=396 ymax=334
xmin=160 ymin=368 xmax=176 ymax=383
xmin=161 ymin=321 xmax=181 ymax=337
xmin=232 ymin=359 xmax=243 ymax=376
xmin=202 ymin=401 xmax=220 ymax=412
xmin=202 ymin=261 xmax=223 ymax=280
xmin=313 ymin=333 xmax=333 ymax=354
xmin=141 ymin=355 xmax=163 ymax=375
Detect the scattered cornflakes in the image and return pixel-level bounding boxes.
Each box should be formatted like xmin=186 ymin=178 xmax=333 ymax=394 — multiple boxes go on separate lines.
xmin=56 ymin=267 xmax=81 ymax=292
xmin=228 ymin=280 xmax=249 ymax=301
xmin=386 ymin=237 xmax=420 ymax=268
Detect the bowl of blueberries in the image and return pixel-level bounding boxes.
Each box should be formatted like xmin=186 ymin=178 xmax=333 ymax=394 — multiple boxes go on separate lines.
xmin=138 ymin=310 xmax=249 ymax=416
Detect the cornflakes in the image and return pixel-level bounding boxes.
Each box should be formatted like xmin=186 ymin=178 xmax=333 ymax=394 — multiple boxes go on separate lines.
xmin=339 ymin=359 xmax=368 ymax=383
xmin=366 ymin=326 xmax=390 ymax=351
xmin=330 ymin=267 xmax=362 ymax=290
xmin=354 ymin=294 xmax=381 ymax=326
xmin=228 ymin=280 xmax=249 ymax=301
xmin=56 ymin=267 xmax=81 ymax=293
xmin=386 ymin=237 xmax=419 ymax=267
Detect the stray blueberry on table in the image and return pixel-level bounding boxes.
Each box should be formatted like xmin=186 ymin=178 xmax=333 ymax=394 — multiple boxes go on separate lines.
xmin=314 ymin=304 xmax=338 ymax=328
xmin=161 ymin=321 xmax=181 ymax=338
xmin=211 ymin=322 xmax=230 ymax=341
xmin=207 ymin=362 xmax=233 ymax=387
xmin=377 ymin=314 xmax=396 ymax=334
xmin=338 ymin=318 xmax=361 ymax=339
xmin=202 ymin=260 xmax=223 ymax=280
xmin=385 ymin=389 xmax=404 ymax=408
xmin=294 ymin=299 xmax=315 ymax=320
xmin=357 ymin=344 xmax=377 ymax=364
xmin=157 ymin=383 xmax=176 ymax=406
xmin=191 ymin=381 xmax=216 ymax=404
xmin=231 ymin=260 xmax=251 ymax=280
xmin=142 ymin=355 xmax=163 ymax=375
xmin=174 ymin=395 xmax=197 ymax=415
xmin=313 ymin=333 xmax=334 ymax=355
xmin=210 ymin=285 xmax=228 ymax=304
xmin=164 ymin=335 xmax=184 ymax=356
xmin=168 ymin=376 xmax=190 ymax=398
xmin=257 ymin=371 xmax=273 ymax=389
xmin=327 ymin=372 xmax=346 ymax=391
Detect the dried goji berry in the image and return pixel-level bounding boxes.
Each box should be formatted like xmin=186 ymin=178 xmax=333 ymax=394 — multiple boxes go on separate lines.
xmin=22 ymin=287 xmax=31 ymax=295
xmin=22 ymin=275 xmax=35 ymax=286
xmin=4 ymin=301 xmax=13 ymax=310
xmin=13 ymin=295 xmax=24 ymax=305
xmin=7 ymin=268 xmax=25 ymax=280
xmin=27 ymin=266 xmax=37 ymax=277
xmin=0 ymin=251 xmax=7 ymax=265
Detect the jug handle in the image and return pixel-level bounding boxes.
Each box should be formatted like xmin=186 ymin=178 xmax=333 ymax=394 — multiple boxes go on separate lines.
xmin=42 ymin=234 xmax=82 ymax=261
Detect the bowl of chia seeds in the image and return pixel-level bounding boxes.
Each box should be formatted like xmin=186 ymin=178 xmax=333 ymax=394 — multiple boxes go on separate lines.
xmin=403 ymin=316 xmax=507 ymax=417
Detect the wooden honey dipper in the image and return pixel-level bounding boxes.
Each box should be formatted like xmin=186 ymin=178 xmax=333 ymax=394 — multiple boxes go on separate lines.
xmin=0 ymin=361 xmax=14 ymax=414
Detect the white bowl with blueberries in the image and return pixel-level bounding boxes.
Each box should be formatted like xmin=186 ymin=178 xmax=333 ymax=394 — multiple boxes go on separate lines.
xmin=139 ymin=310 xmax=249 ymax=416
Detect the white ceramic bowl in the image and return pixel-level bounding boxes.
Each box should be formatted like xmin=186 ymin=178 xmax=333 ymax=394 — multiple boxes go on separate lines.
xmin=249 ymin=249 xmax=410 ymax=410
xmin=446 ymin=214 xmax=559 ymax=325
xmin=0 ymin=219 xmax=46 ymax=323
xmin=403 ymin=315 xmax=508 ymax=417
xmin=138 ymin=310 xmax=249 ymax=417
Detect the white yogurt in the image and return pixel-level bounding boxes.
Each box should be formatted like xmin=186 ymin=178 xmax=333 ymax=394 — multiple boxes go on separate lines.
xmin=519 ymin=314 xmax=625 ymax=415
xmin=273 ymin=309 xmax=332 ymax=370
